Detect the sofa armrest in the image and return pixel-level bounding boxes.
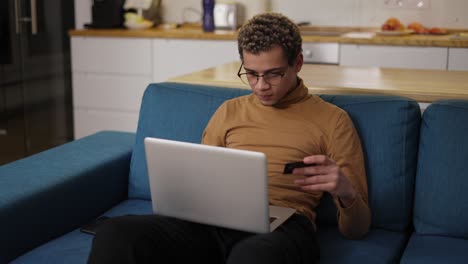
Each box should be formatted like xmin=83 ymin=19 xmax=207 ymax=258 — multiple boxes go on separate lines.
xmin=0 ymin=131 xmax=135 ymax=263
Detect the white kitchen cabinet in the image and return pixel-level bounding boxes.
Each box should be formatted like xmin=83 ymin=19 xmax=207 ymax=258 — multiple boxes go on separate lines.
xmin=448 ymin=48 xmax=468 ymax=71
xmin=72 ymin=73 xmax=151 ymax=112
xmin=302 ymin=42 xmax=339 ymax=64
xmin=340 ymin=44 xmax=448 ymax=70
xmin=73 ymin=109 xmax=140 ymax=140
xmin=71 ymin=37 xmax=153 ymax=139
xmin=152 ymin=39 xmax=239 ymax=82
xmin=71 ymin=37 xmax=241 ymax=139
xmin=71 ymin=37 xmax=152 ymax=75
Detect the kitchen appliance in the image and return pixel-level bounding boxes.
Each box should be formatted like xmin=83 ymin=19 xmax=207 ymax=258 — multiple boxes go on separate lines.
xmin=214 ymin=3 xmax=243 ymax=30
xmin=0 ymin=0 xmax=75 ymax=165
xmin=88 ymin=0 xmax=126 ymax=28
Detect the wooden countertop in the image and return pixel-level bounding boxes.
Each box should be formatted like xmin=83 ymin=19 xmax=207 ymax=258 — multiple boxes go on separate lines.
xmin=168 ymin=61 xmax=468 ymax=103
xmin=69 ymin=27 xmax=237 ymax=41
xmin=69 ymin=25 xmax=468 ymax=47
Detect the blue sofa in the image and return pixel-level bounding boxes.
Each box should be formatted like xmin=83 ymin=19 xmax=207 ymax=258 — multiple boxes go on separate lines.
xmin=1 ymin=82 xmax=467 ymax=263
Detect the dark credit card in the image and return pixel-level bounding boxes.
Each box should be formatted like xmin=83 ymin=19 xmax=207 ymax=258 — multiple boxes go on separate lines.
xmin=283 ymin=161 xmax=309 ymax=174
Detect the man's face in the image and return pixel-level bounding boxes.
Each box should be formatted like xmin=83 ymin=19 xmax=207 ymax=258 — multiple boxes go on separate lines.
xmin=241 ymin=45 xmax=303 ymax=106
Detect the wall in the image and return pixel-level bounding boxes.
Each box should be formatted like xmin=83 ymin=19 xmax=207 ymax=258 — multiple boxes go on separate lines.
xmin=272 ymin=0 xmax=468 ymax=29
xmin=157 ymin=0 xmax=269 ymax=25
xmin=74 ymin=0 xmax=468 ymax=29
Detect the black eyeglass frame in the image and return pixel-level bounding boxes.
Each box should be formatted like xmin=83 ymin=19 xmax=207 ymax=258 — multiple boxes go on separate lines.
xmin=237 ymin=62 xmax=288 ymax=86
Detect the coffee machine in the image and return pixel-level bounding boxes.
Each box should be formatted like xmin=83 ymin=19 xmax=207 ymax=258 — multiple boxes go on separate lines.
xmin=87 ymin=0 xmax=126 ymax=28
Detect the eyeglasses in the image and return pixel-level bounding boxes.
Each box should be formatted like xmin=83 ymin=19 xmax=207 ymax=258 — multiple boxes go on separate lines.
xmin=237 ymin=63 xmax=288 ymax=86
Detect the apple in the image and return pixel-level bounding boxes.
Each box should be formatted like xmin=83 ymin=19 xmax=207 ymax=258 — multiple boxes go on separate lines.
xmin=428 ymin=27 xmax=447 ymax=35
xmin=407 ymin=22 xmax=427 ymax=34
xmin=382 ymin=17 xmax=405 ymax=31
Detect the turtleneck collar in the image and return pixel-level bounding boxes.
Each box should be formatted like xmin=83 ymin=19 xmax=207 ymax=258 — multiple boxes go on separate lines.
xmin=254 ymin=77 xmax=309 ymax=108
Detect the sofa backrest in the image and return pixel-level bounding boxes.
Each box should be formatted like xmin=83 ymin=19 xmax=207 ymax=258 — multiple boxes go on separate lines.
xmin=413 ymin=100 xmax=468 ymax=239
xmin=129 ymin=82 xmax=421 ymax=232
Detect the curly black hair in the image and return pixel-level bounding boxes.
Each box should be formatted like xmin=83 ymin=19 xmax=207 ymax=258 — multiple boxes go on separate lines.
xmin=237 ymin=13 xmax=302 ymax=66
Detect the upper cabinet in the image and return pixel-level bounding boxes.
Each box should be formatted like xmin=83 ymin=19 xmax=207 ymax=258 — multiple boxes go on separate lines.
xmin=339 ymin=44 xmax=448 ymax=70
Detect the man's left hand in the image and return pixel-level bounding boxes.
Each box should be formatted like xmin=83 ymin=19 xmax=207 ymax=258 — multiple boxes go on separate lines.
xmin=292 ymin=155 xmax=356 ymax=207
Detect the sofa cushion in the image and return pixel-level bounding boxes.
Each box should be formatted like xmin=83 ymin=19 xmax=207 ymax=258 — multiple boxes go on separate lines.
xmin=413 ymin=100 xmax=468 ymax=238
xmin=316 ymin=95 xmax=421 ymax=232
xmin=317 ymin=227 xmax=409 ymax=264
xmin=11 ymin=199 xmax=153 ymax=264
xmin=128 ymin=83 xmax=251 ymax=199
xmin=400 ymin=234 xmax=468 ymax=264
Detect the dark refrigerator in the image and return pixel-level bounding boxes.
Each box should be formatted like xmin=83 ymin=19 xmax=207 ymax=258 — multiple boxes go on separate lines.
xmin=0 ymin=0 xmax=75 ymax=165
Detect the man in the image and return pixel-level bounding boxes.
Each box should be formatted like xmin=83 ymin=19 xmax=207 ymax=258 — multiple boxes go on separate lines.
xmin=88 ymin=12 xmax=371 ymax=264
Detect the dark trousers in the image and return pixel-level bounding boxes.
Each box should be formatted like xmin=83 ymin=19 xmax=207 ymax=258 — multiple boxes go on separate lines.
xmin=87 ymin=213 xmax=319 ymax=264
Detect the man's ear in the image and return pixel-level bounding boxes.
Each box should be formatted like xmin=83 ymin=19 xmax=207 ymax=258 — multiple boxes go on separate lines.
xmin=294 ymin=53 xmax=304 ymax=73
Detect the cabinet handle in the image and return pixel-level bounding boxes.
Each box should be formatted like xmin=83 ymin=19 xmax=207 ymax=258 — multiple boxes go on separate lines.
xmin=30 ymin=0 xmax=38 ymax=35
xmin=14 ymin=0 xmax=21 ymax=34
xmin=14 ymin=0 xmax=38 ymax=35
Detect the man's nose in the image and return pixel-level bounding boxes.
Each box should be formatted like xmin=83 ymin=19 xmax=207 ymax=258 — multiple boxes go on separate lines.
xmin=255 ymin=76 xmax=269 ymax=90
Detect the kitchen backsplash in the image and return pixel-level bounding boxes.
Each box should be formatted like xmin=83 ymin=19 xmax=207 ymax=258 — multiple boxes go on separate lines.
xmin=74 ymin=0 xmax=468 ymax=29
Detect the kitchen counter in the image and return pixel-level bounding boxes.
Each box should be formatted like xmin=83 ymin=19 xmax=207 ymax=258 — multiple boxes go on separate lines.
xmin=69 ymin=26 xmax=237 ymax=41
xmin=69 ymin=25 xmax=468 ymax=48
xmin=168 ymin=61 xmax=468 ymax=103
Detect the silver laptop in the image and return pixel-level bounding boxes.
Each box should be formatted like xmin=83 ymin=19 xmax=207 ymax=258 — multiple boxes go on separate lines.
xmin=144 ymin=137 xmax=296 ymax=233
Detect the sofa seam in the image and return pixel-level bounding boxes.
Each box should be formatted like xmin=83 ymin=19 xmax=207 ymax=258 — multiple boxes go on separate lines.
xmin=400 ymin=101 xmax=409 ymax=232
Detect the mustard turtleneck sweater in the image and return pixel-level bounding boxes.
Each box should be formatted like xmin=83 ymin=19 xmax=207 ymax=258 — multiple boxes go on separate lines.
xmin=202 ymin=79 xmax=371 ymax=239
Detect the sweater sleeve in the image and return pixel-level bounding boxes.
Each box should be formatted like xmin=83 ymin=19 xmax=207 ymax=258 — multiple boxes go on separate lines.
xmin=201 ymin=102 xmax=228 ymax=147
xmin=328 ymin=111 xmax=371 ymax=239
